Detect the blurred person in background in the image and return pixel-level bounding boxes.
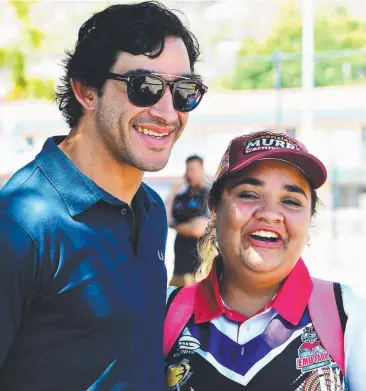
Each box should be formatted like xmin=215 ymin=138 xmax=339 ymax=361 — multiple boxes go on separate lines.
xmin=164 ymin=130 xmax=366 ymax=390
xmin=165 ymin=155 xmax=210 ymax=286
xmin=0 ymin=1 xmax=207 ymax=390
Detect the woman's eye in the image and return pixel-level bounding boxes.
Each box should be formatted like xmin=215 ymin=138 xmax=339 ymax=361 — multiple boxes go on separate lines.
xmin=283 ymin=199 xmax=302 ymax=207
xmin=238 ymin=192 xmax=258 ymax=199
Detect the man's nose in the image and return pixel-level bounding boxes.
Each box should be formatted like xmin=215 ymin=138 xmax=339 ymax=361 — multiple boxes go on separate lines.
xmin=148 ymin=87 xmax=179 ymax=124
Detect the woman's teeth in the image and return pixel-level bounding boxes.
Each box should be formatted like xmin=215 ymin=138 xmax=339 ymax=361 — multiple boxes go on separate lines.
xmin=250 ymin=230 xmax=279 ymax=242
xmin=136 ymin=126 xmax=169 ymax=139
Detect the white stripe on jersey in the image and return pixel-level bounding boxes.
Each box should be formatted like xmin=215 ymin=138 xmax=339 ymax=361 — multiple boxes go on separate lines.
xmin=188 ymin=322 xmax=311 ymax=386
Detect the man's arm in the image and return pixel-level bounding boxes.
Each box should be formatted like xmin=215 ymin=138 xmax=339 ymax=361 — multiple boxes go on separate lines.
xmin=174 ymin=216 xmax=209 ymax=238
xmin=0 ymin=213 xmax=39 ymax=367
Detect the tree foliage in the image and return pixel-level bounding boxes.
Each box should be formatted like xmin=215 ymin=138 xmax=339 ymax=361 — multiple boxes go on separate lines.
xmin=0 ymin=1 xmax=55 ymax=100
xmin=223 ymin=4 xmax=366 ymax=90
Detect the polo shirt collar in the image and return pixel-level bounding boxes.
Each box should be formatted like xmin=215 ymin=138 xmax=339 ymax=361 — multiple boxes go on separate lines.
xmin=140 ymin=183 xmax=158 ymax=210
xmin=36 ymin=136 xmax=156 ymax=216
xmin=194 ymin=257 xmax=313 ymax=326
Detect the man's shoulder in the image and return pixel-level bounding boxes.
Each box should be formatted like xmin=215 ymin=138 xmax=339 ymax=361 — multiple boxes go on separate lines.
xmin=0 ymin=160 xmax=66 ymax=232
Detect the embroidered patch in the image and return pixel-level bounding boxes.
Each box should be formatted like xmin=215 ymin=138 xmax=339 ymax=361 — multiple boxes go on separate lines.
xmin=296 ymin=326 xmax=331 ymax=373
xmin=243 ymin=131 xmax=301 ymax=154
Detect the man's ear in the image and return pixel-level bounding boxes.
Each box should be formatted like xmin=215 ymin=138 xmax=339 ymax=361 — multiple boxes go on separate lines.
xmin=70 ymin=79 xmax=98 ymax=112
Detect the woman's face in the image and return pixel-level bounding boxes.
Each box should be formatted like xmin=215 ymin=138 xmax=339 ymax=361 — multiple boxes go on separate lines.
xmin=210 ymin=159 xmax=312 ymax=284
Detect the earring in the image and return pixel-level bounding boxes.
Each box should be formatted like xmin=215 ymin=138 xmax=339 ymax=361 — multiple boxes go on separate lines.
xmin=307 ymin=234 xmax=311 ymax=247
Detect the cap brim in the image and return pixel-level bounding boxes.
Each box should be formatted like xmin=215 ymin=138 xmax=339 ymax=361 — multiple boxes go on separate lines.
xmin=226 ymin=150 xmax=327 ymax=189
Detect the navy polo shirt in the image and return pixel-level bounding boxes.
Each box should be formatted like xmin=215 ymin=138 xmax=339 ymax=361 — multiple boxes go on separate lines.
xmin=0 ymin=136 xmax=168 ymax=391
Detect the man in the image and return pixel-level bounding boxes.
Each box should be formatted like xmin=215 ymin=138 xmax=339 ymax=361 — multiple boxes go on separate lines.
xmin=0 ymin=2 xmax=207 ymax=390
xmin=166 ymin=155 xmax=210 ymax=286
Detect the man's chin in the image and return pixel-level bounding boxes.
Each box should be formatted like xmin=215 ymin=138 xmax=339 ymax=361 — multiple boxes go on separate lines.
xmin=139 ymin=158 xmax=170 ymax=173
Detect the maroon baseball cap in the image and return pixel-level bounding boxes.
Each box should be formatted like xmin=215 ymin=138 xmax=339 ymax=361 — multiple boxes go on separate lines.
xmin=215 ymin=130 xmax=327 ymax=189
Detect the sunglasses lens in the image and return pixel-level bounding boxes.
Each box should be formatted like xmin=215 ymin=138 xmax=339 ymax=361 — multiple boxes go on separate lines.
xmin=128 ymin=75 xmax=164 ymax=107
xmin=127 ymin=74 xmax=205 ymax=112
xmin=173 ymin=80 xmax=204 ymax=112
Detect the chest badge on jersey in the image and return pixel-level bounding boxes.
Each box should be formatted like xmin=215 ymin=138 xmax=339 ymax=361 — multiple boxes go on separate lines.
xmin=296 ymin=326 xmax=331 ymax=373
xmin=167 ymin=358 xmax=193 ymax=390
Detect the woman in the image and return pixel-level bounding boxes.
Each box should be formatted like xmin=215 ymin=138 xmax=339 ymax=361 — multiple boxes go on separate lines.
xmin=164 ymin=130 xmax=366 ymax=391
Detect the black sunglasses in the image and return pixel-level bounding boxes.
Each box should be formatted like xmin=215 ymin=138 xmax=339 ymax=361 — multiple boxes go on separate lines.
xmin=106 ymin=71 xmax=208 ymax=112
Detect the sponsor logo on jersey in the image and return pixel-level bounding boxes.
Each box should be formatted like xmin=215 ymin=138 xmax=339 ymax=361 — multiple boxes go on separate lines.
xmin=178 ymin=335 xmax=201 ymax=353
xmin=296 ymin=326 xmax=331 ymax=373
xmin=167 ymin=359 xmax=193 ymax=390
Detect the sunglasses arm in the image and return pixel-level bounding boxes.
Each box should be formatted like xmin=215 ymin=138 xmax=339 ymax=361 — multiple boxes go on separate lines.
xmin=106 ymin=73 xmax=129 ymax=83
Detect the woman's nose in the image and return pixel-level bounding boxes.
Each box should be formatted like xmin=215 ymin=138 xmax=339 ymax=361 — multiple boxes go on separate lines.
xmin=254 ymin=203 xmax=284 ymax=224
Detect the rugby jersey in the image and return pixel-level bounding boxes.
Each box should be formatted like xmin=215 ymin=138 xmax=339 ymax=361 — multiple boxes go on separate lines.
xmin=165 ymin=259 xmax=350 ymax=391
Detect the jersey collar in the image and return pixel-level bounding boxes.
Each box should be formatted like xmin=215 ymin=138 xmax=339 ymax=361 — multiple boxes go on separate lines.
xmin=194 ymin=257 xmax=313 ymax=326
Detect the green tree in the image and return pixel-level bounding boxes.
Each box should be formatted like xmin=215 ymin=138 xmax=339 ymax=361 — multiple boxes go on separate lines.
xmin=0 ymin=1 xmax=55 ymax=100
xmin=222 ymin=4 xmax=366 ymax=90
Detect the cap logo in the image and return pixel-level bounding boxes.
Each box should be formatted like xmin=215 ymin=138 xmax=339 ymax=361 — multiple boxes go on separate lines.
xmin=244 ymin=134 xmax=301 ymax=154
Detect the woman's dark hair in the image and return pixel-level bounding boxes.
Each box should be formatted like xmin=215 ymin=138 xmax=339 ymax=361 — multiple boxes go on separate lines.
xmin=197 ymin=174 xmax=321 ymax=276
xmin=56 ymin=1 xmax=201 ymax=128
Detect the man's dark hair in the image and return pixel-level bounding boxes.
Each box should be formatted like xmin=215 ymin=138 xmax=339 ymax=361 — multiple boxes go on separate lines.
xmin=186 ymin=155 xmax=204 ymax=165
xmin=56 ymin=1 xmax=201 ymax=128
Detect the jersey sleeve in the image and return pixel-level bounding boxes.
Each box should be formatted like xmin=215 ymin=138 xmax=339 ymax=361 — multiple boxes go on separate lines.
xmin=0 ymin=213 xmax=40 ymax=367
xmin=341 ymin=284 xmax=366 ymax=390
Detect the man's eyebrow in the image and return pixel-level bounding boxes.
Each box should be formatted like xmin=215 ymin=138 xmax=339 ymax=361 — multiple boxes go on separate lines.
xmin=284 ymin=184 xmax=308 ymax=199
xmin=230 ymin=177 xmax=264 ymax=189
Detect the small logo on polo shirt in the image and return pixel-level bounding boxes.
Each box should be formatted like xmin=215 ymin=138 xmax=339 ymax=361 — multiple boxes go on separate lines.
xmin=296 ymin=326 xmax=331 ymax=373
xmin=158 ymin=250 xmax=164 ymax=261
